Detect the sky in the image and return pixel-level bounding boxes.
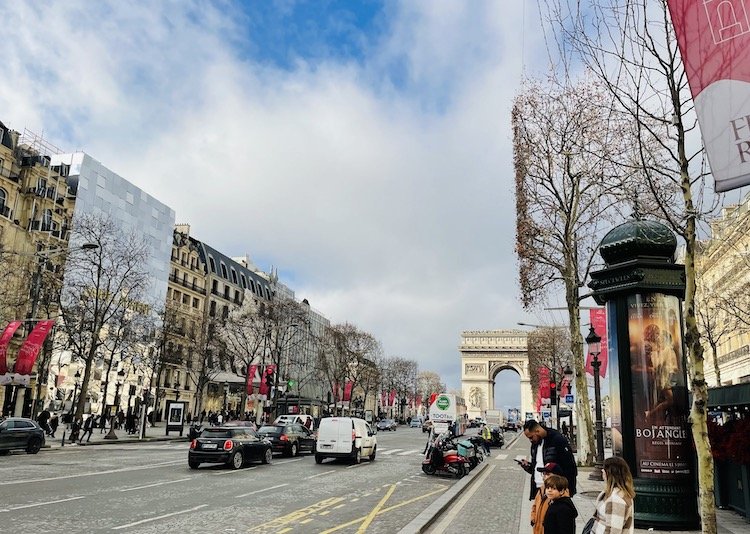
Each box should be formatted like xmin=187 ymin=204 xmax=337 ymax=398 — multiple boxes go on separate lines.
xmin=0 ymin=0 xmax=571 ymax=408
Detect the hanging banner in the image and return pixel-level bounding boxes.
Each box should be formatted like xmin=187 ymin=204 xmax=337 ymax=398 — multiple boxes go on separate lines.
xmin=258 ymin=364 xmax=275 ymax=396
xmin=429 ymin=392 xmax=438 ymax=407
xmin=0 ymin=321 xmax=23 ymax=375
xmin=246 ymin=364 xmax=258 ymax=395
xmin=667 ymin=1 xmax=750 ymax=192
xmin=628 ymin=293 xmax=691 ymax=479
xmin=343 ymin=381 xmax=353 ymax=402
xmin=14 ymin=320 xmax=56 ymax=375
xmin=380 ymin=390 xmax=387 ymax=408
xmin=388 ymin=389 xmax=397 ymax=407
xmin=586 ymin=308 xmax=609 ymax=378
xmin=537 ymin=366 xmax=550 ymax=413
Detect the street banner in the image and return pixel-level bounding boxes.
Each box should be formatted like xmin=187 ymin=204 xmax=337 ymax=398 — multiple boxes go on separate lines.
xmin=668 ymin=0 xmax=750 ymax=191
xmin=536 ymin=366 xmax=550 ymax=413
xmin=343 ymin=381 xmax=353 ymax=401
xmin=14 ymin=320 xmax=55 ymax=375
xmin=258 ymin=364 xmax=275 ymax=396
xmin=586 ymin=308 xmax=608 ymax=378
xmin=0 ymin=321 xmax=22 ymax=375
xmin=388 ymin=389 xmax=397 ymax=407
xmin=246 ymin=364 xmax=258 ymax=395
xmin=380 ymin=390 xmax=387 ymax=408
xmin=628 ymin=293 xmax=691 ymax=478
xmin=429 ymin=392 xmax=438 ymax=407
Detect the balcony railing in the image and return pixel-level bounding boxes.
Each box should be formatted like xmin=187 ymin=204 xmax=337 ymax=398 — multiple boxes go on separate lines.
xmin=168 ymin=273 xmax=206 ymax=295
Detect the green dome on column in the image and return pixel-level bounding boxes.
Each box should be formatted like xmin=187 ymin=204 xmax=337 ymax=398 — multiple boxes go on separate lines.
xmin=599 ymin=219 xmax=677 ymax=266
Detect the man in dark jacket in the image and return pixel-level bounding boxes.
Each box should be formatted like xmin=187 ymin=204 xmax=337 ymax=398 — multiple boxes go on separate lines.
xmin=519 ymin=419 xmax=577 ymax=500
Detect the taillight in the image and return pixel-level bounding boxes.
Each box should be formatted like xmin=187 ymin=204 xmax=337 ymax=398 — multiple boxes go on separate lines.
xmin=223 ymin=440 xmax=233 ymax=451
xmin=190 ymin=439 xmax=196 ymax=449
xmin=279 ymin=434 xmax=288 ymax=441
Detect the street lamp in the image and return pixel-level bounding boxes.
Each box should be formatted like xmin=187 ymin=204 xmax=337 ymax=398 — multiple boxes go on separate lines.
xmin=223 ymin=381 xmax=229 ymax=413
xmin=104 ymin=369 xmax=125 ymax=440
xmin=68 ymin=369 xmax=82 ymax=421
xmin=174 ymin=380 xmax=181 ymax=402
xmin=586 ymin=325 xmax=605 ymax=481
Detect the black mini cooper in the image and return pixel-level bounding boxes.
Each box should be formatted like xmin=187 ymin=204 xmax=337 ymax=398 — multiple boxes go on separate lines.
xmin=189 ymin=427 xmax=272 ymax=469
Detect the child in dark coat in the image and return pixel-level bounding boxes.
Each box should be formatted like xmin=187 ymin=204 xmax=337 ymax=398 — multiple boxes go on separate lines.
xmin=542 ymin=474 xmax=578 ymax=534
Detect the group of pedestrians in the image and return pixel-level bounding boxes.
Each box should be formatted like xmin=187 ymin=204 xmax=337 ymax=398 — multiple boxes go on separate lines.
xmin=519 ymin=419 xmax=635 ymax=534
xmin=36 ymin=409 xmax=59 ymax=438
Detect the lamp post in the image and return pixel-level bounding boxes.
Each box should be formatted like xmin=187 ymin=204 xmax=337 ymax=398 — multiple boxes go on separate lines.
xmin=586 ymin=326 xmax=605 ymax=481
xmin=104 ymin=369 xmax=125 ymax=440
xmin=223 ymin=381 xmax=229 ymax=414
xmin=68 ymin=369 xmax=82 ymax=422
xmin=174 ymin=380 xmax=181 ymax=402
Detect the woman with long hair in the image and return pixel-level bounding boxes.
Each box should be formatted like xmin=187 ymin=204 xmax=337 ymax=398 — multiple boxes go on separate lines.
xmin=585 ymin=456 xmax=635 ymax=534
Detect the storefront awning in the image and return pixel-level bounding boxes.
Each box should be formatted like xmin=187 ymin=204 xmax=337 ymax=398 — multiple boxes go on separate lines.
xmin=707 ymin=383 xmax=750 ymax=409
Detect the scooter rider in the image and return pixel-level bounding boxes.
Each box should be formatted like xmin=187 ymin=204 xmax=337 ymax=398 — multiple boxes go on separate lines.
xmin=480 ymin=423 xmax=492 ymax=456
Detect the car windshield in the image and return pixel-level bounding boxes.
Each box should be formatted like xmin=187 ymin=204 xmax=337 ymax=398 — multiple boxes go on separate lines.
xmin=258 ymin=426 xmax=283 ymax=435
xmin=200 ymin=429 xmax=232 ymax=438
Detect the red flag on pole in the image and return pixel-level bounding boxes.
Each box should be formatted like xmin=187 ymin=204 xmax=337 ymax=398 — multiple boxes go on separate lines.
xmin=586 ymin=308 xmax=608 ymax=378
xmin=429 ymin=393 xmax=438 ymax=407
xmin=14 ymin=320 xmax=55 ymax=375
xmin=0 ymin=321 xmax=23 ymax=375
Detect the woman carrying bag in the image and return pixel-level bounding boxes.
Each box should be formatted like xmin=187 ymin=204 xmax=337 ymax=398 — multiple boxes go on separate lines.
xmin=582 ymin=456 xmax=635 ymax=534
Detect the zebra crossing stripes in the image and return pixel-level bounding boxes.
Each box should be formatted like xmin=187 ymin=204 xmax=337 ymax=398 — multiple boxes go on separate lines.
xmin=377 ymin=448 xmax=422 ymax=456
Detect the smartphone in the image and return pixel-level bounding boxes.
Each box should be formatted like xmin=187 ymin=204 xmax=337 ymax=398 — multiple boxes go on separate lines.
xmin=514 ymin=458 xmax=524 ymax=464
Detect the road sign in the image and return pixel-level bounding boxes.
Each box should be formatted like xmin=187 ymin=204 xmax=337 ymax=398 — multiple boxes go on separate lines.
xmin=565 ymin=394 xmax=574 ymax=404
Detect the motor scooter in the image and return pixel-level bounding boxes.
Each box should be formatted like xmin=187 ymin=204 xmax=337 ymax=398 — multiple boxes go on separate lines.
xmin=421 ymin=432 xmax=470 ymax=478
xmin=458 ymin=435 xmax=484 ymax=470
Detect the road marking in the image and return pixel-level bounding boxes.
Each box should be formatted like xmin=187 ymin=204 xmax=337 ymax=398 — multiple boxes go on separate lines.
xmin=396 ymin=449 xmax=421 ymax=456
xmin=120 ymin=478 xmax=191 ymax=492
xmin=350 ymin=498 xmax=359 ymax=502
xmin=299 ymin=518 xmax=313 ymax=524
xmin=0 ymin=495 xmax=85 ymax=512
xmin=235 ymin=483 xmax=289 ymax=498
xmin=429 ymin=465 xmax=496 ymax=532
xmin=333 ymin=504 xmax=346 ymax=510
xmin=277 ymin=529 xmax=292 ymax=534
xmin=378 ymin=449 xmax=403 ymax=455
xmin=274 ymin=458 xmax=304 ymax=465
xmin=356 ymin=483 xmax=396 ymax=533
xmin=247 ymin=497 xmax=346 ymax=533
xmin=111 ymin=504 xmax=208 ymax=530
xmin=319 ymin=510 xmax=332 ymax=516
xmin=305 ymin=470 xmax=335 ymax=479
xmin=0 ymin=460 xmax=185 ymax=486
xmin=213 ymin=467 xmax=257 ymax=476
xmin=346 ymin=463 xmax=365 ymax=469
xmin=320 ymin=487 xmax=447 ymax=534
xmin=497 ymin=454 xmax=508 ymax=460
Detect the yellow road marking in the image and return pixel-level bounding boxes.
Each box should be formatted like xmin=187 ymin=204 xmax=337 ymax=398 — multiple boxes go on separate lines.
xmin=318 ymin=486 xmax=447 ymax=534
xmin=277 ymin=529 xmax=292 ymax=534
xmin=333 ymin=504 xmax=346 ymax=510
xmin=300 ymin=519 xmax=314 ymax=524
xmin=356 ymin=484 xmax=396 ymax=533
xmin=247 ymin=497 xmax=345 ymax=533
xmin=319 ymin=511 xmax=331 ymax=516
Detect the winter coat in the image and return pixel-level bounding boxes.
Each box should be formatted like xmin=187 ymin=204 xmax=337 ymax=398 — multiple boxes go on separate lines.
xmin=542 ymin=496 xmax=578 ymax=534
xmin=590 ymin=489 xmax=634 ymax=534
xmin=524 ymin=428 xmax=578 ymax=499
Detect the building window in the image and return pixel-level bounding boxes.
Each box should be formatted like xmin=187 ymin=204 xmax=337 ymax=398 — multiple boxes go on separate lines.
xmin=0 ymin=188 xmax=6 ymax=214
xmin=43 ymin=209 xmax=53 ymax=230
xmin=240 ymin=274 xmax=247 ymax=289
xmin=209 ymin=301 xmax=216 ymax=317
xmin=208 ymin=256 xmax=216 ymax=273
xmin=192 ymin=297 xmax=199 ymax=308
xmin=231 ymin=268 xmax=238 ymax=284
xmin=222 ymin=305 xmax=229 ymax=319
xmin=220 ymin=262 xmax=228 ymax=279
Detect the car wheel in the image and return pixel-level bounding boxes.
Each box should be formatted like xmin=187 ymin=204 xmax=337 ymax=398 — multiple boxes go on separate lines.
xmin=352 ymin=448 xmax=361 ymax=464
xmin=262 ymin=448 xmax=272 ymax=464
xmin=230 ymin=450 xmax=244 ymax=470
xmin=26 ymin=437 xmax=42 ymax=455
xmin=290 ymin=442 xmax=298 ymax=457
xmin=188 ymin=460 xmax=200 ymax=469
xmin=315 ymin=454 xmax=324 ymax=464
xmin=369 ymin=446 xmax=377 ymax=462
xmin=0 ymin=450 xmax=9 ymax=456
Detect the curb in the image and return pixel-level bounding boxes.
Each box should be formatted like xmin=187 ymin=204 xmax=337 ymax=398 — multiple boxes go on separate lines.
xmin=43 ymin=435 xmax=187 ymax=450
xmin=397 ymin=460 xmax=490 ymax=534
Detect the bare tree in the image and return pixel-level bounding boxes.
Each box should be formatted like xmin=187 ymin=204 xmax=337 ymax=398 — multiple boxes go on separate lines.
xmin=526 ymin=326 xmax=573 ymax=406
xmin=542 ymin=1 xmax=725 ymax=529
xmin=513 ymin=73 xmax=630 ymax=464
xmin=416 ymin=370 xmax=446 ymax=405
xmin=380 ymin=356 xmax=418 ymax=420
xmin=55 ymin=213 xmax=151 ymax=420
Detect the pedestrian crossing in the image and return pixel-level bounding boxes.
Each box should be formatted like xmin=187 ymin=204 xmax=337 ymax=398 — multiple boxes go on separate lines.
xmin=377 ymin=447 xmax=423 ymax=456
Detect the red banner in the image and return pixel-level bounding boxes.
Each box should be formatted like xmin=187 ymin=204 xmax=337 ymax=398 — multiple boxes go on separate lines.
xmin=429 ymin=392 xmax=438 ymax=407
xmin=343 ymin=381 xmax=353 ymax=401
xmin=14 ymin=320 xmax=55 ymax=375
xmin=246 ymin=364 xmax=258 ymax=395
xmin=667 ymin=1 xmax=750 ymax=191
xmin=388 ymin=389 xmax=397 ymax=407
xmin=537 ymin=367 xmax=550 ymax=413
xmin=586 ymin=308 xmax=608 ymax=378
xmin=416 ymin=395 xmax=422 ymax=407
xmin=0 ymin=321 xmax=23 ymax=375
xmin=258 ymin=364 xmax=275 ymax=396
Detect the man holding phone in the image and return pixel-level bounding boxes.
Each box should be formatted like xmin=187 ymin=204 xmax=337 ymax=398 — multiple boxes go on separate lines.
xmin=518 ymin=419 xmax=577 ymax=501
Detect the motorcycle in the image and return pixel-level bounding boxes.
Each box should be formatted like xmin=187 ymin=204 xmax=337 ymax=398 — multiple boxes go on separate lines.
xmin=457 ymin=435 xmax=484 ymax=470
xmin=422 ymin=432 xmax=470 ymax=478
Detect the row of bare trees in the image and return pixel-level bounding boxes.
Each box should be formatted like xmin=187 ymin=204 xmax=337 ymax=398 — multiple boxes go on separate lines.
xmin=514 ymin=1 xmax=727 ymax=530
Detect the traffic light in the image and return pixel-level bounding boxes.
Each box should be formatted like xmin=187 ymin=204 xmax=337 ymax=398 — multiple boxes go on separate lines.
xmin=550 ymin=381 xmax=557 ymax=406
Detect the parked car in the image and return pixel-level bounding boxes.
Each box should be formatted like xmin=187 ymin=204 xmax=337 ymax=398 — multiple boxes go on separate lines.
xmin=409 ymin=418 xmax=422 ymax=428
xmin=376 ymin=419 xmax=397 ymax=432
xmin=0 ymin=417 xmax=45 ymax=455
xmin=274 ymin=414 xmax=315 ymax=430
xmin=188 ymin=427 xmax=272 ymax=469
xmin=315 ymin=417 xmax=377 ymax=464
xmin=257 ymin=424 xmax=315 ymax=456
xmin=422 ymin=420 xmax=433 ymax=433
xmin=489 ymin=425 xmax=505 ymax=447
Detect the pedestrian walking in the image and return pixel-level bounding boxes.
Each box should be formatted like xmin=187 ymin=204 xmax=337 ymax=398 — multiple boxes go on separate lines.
xmin=69 ymin=418 xmax=81 ymax=443
xmin=530 ymin=463 xmax=566 ymax=534
xmin=480 ymin=423 xmax=492 ymax=456
xmin=79 ymin=415 xmax=94 ymax=443
xmin=518 ymin=419 xmax=577 ymax=500
xmin=37 ymin=409 xmax=52 ymax=436
xmin=49 ymin=413 xmax=59 ymax=438
xmin=582 ymin=457 xmax=635 ymax=534
xmin=542 ymin=474 xmax=577 ymax=534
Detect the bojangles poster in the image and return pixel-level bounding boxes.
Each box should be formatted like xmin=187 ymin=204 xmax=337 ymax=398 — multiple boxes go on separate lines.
xmin=628 ymin=293 xmax=691 ymax=478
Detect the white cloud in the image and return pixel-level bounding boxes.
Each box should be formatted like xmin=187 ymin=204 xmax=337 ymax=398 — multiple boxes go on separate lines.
xmin=0 ymin=1 xmax=547 ymax=393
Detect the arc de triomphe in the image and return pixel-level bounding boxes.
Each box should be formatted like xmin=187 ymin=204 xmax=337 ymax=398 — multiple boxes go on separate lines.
xmin=460 ymin=329 xmax=534 ymax=420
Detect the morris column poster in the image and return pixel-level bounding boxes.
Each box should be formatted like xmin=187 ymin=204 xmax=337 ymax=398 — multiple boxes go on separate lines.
xmin=628 ymin=293 xmax=691 ymax=478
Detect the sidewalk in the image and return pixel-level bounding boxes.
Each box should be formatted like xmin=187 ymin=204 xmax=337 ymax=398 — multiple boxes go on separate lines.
xmin=43 ymin=421 xmax=188 ymax=450
xmin=401 ymin=432 xmax=749 ymax=534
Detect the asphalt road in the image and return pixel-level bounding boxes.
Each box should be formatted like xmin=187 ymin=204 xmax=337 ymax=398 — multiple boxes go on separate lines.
xmin=0 ymin=425 xmax=460 ymax=533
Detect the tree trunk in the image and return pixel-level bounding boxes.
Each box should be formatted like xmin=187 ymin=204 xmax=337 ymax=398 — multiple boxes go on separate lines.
xmin=710 ymin=343 xmax=722 ymax=387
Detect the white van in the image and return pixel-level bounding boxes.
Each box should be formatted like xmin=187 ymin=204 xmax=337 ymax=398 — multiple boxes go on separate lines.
xmin=314 ymin=417 xmax=377 ymax=464
xmin=274 ymin=414 xmax=315 ymax=430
